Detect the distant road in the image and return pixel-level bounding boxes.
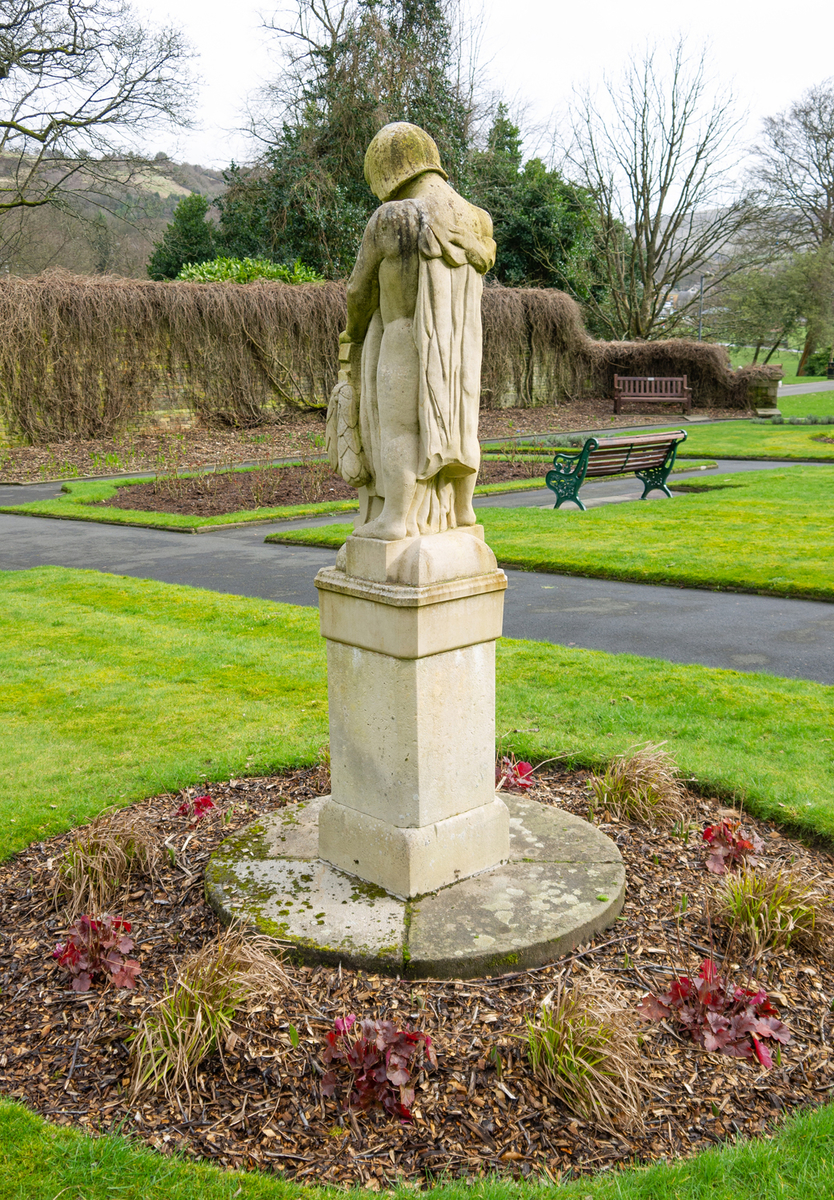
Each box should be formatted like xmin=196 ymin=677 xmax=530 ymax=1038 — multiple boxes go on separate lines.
xmin=778 ymin=381 xmax=834 ymax=396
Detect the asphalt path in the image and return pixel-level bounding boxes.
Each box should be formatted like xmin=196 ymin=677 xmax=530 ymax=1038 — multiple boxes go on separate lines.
xmin=779 ymin=380 xmax=834 ymax=395
xmin=2 ymin=458 xmax=833 ymax=685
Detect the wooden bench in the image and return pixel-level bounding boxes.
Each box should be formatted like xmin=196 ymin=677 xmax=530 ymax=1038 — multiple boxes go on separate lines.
xmin=545 ymin=430 xmax=688 ymax=511
xmin=614 ymin=375 xmax=692 ymax=414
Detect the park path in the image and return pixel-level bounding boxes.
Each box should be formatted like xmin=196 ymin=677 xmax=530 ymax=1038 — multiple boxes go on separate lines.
xmin=779 ymin=380 xmax=834 ymax=395
xmin=2 ymin=459 xmax=832 ymax=685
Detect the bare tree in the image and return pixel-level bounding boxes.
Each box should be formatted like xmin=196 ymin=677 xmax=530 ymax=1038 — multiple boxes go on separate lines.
xmin=0 ymin=0 xmax=196 ymax=225
xmin=562 ymin=39 xmax=754 ymax=341
xmin=754 ymin=78 xmax=834 ymax=249
xmin=752 ymin=79 xmax=834 ymax=372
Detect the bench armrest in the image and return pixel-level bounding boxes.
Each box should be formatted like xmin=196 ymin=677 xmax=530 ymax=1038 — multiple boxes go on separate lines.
xmin=548 ymin=450 xmax=585 ymax=477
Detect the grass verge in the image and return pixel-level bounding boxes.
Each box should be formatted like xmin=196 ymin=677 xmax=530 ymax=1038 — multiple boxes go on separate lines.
xmin=2 ymin=566 xmax=832 ymax=856
xmin=267 ymin=466 xmax=834 ymax=601
xmin=0 ymin=461 xmax=716 ymax=531
xmin=676 ymin=423 xmax=834 ymax=462
xmin=0 ymin=475 xmax=360 ymax=530
xmin=778 ymin=390 xmax=834 ymax=418
xmin=3 ymin=1064 xmax=834 ymax=1197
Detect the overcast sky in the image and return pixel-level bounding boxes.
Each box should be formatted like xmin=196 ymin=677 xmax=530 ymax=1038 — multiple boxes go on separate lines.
xmin=140 ymin=0 xmax=832 ymax=171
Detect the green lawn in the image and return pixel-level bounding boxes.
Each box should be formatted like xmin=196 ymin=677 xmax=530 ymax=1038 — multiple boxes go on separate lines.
xmin=728 ymin=345 xmax=828 ymax=387
xmin=676 ymin=421 xmax=834 ymax=462
xmin=3 ymin=1094 xmax=834 ymax=1200
xmin=0 ymin=475 xmax=360 ymax=531
xmin=0 ymin=463 xmax=713 ymax=530
xmin=268 ymin=466 xmax=834 ymax=602
xmin=2 ymin=567 xmax=834 ymax=1196
xmin=482 ymin=392 xmax=834 ymax=463
xmin=1 ymin=565 xmax=832 ymax=856
xmin=779 ymin=389 xmax=834 ymax=418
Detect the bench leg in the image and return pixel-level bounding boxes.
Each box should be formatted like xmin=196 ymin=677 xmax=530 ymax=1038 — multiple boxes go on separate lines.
xmin=546 ymin=472 xmax=587 ymax=511
xmin=555 ymin=494 xmax=587 ymax=512
xmin=635 ymin=466 xmax=673 ymax=500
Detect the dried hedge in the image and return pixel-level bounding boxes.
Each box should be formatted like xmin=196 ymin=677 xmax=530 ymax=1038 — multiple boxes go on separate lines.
xmin=0 ymin=271 xmax=345 ymax=443
xmin=0 ymin=271 xmax=777 ymax=445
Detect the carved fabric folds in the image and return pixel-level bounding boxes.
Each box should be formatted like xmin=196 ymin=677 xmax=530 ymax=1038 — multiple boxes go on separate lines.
xmin=358 ymin=202 xmax=493 ymax=535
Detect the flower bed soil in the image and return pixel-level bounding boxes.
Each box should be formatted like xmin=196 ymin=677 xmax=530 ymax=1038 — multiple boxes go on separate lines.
xmin=1 ymin=768 xmax=832 ymax=1188
xmin=0 ymin=400 xmax=747 ymax=485
xmin=97 ymin=460 xmax=548 ymax=518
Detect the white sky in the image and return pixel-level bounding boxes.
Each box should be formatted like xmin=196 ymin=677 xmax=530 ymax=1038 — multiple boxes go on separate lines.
xmin=140 ymin=0 xmax=833 ymax=171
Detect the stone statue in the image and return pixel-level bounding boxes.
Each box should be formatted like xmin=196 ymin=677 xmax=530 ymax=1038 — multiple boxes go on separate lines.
xmin=327 ymin=122 xmax=496 ymax=541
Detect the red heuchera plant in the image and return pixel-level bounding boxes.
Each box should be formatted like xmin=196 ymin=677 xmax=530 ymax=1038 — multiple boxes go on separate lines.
xmin=703 ymin=820 xmax=764 ymax=874
xmin=176 ymin=793 xmax=215 ymax=821
xmin=496 ymin=755 xmax=534 ymax=793
xmin=53 ymin=915 xmax=141 ymax=992
xmin=321 ymin=1015 xmax=437 ymax=1122
xmin=636 ymin=959 xmax=790 ymax=1068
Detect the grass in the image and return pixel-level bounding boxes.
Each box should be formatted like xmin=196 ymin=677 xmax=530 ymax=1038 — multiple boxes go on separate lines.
xmin=3 ymin=1095 xmax=834 ymax=1198
xmin=727 ymin=345 xmax=828 ymax=386
xmin=56 ymin=806 xmax=162 ymax=920
xmin=526 ymin=972 xmax=644 ymax=1129
xmin=1 ymin=565 xmax=833 ymax=854
xmin=3 ymin=566 xmax=834 ymax=1195
xmin=0 ymin=475 xmax=360 ymax=530
xmin=267 ymin=465 xmax=834 ymax=602
xmin=712 ymin=866 xmax=834 ymax=957
xmin=779 ymin=390 xmax=834 ymax=418
xmin=0 ymin=460 xmax=717 ymax=531
xmin=130 ymin=929 xmax=294 ymax=1108
xmin=587 ymin=742 xmax=691 ymax=827
xmin=0 ymin=567 xmax=329 ymax=855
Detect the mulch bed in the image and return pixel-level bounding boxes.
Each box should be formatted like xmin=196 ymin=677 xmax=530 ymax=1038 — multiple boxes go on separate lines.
xmin=100 ymin=464 xmax=358 ymax=517
xmin=1 ymin=768 xmax=832 ymax=1188
xmin=0 ymin=401 xmax=748 ymax=486
xmin=98 ymin=460 xmax=550 ymax=518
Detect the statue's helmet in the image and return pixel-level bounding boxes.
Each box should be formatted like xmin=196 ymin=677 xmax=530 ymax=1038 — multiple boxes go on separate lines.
xmin=364 ymin=122 xmax=448 ymax=202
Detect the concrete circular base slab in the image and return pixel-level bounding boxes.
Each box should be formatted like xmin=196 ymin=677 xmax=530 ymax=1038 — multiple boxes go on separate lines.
xmin=205 ymin=796 xmax=625 ymax=979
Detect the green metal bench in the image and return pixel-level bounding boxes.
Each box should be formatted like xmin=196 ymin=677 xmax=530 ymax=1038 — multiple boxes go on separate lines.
xmin=545 ymin=430 xmax=688 ymax=511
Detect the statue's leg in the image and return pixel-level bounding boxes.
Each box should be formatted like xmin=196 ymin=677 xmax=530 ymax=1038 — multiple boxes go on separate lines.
xmin=352 ymin=318 xmax=419 ymax=541
xmin=453 ymin=470 xmax=478 ymax=528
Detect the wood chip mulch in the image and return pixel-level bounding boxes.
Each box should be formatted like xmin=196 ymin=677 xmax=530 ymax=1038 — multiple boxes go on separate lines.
xmin=2 ymin=767 xmax=831 ymax=1190
xmin=0 ymin=401 xmax=749 ymax=486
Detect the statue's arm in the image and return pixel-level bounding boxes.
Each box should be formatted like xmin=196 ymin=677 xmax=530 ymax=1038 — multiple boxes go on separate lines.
xmin=345 ymin=210 xmax=385 ymax=344
xmin=344 ymin=201 xmax=423 ymax=342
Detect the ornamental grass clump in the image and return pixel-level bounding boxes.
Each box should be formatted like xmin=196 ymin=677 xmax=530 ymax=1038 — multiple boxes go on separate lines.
xmin=712 ymin=866 xmax=834 ymax=957
xmin=588 ymin=742 xmax=691 ymax=828
xmin=55 ymin=808 xmax=161 ymax=920
xmin=130 ymin=928 xmax=292 ymax=1109
xmin=525 ymin=971 xmax=644 ymax=1130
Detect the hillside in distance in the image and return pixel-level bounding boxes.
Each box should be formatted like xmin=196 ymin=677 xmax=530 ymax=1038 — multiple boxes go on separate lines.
xmin=0 ymin=153 xmax=227 ymax=279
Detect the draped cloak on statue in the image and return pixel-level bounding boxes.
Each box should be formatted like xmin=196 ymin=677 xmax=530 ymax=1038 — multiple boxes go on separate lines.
xmin=356 ymin=198 xmax=496 ymax=535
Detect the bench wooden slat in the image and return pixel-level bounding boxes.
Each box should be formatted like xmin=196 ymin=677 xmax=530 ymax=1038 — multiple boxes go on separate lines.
xmin=613 ymin=374 xmax=692 ymax=415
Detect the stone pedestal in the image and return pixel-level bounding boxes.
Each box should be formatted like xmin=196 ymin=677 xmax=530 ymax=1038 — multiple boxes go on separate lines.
xmin=314 ymin=526 xmax=510 ymax=898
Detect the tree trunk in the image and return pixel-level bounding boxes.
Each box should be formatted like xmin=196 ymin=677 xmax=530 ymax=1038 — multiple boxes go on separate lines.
xmin=796 ymin=329 xmax=815 ymax=376
xmin=763 ymin=331 xmax=787 ymax=364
